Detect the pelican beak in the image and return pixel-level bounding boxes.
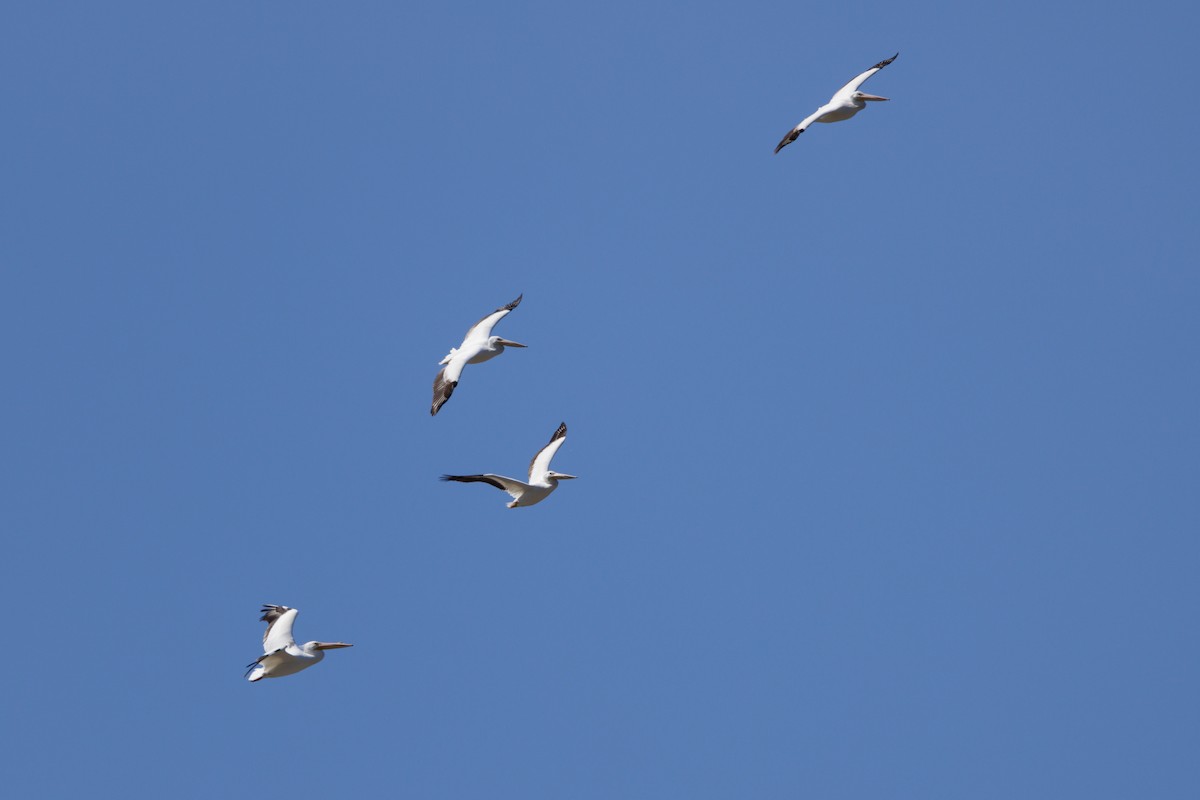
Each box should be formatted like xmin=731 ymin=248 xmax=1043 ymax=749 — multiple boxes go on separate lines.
xmin=859 ymin=93 xmax=889 ymax=101
xmin=496 ymin=339 xmax=527 ymax=348
xmin=554 ymin=473 xmax=578 ymax=480
xmin=314 ymin=642 xmax=353 ymax=650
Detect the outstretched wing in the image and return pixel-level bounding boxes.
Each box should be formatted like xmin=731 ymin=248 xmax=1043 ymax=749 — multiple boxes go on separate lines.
xmin=431 ymin=359 xmax=467 ymax=416
xmin=528 ymin=422 xmax=567 ymax=483
xmin=441 ymin=473 xmax=528 ymax=500
xmin=775 ymin=112 xmax=821 ymax=153
xmin=831 ymin=52 xmax=898 ymax=101
xmin=462 ymin=294 xmax=523 ymax=345
xmin=260 ymin=605 xmax=298 ymax=654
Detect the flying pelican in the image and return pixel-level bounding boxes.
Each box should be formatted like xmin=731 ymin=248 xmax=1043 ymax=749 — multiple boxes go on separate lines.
xmin=774 ymin=53 xmax=898 ymax=153
xmin=431 ymin=294 xmax=526 ymax=416
xmin=245 ymin=605 xmax=352 ymax=682
xmin=441 ymin=422 xmax=576 ymax=508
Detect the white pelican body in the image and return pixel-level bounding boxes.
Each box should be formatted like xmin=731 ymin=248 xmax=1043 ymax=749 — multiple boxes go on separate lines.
xmin=441 ymin=422 xmax=576 ymax=508
xmin=432 ymin=294 xmax=526 ymax=415
xmin=775 ymin=53 xmax=898 ymax=153
xmin=245 ymin=605 xmax=352 ymax=682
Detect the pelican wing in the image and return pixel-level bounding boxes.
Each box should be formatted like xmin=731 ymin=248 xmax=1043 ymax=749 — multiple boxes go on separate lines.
xmin=245 ymin=648 xmax=292 ymax=680
xmin=831 ymin=53 xmax=898 ymax=101
xmin=441 ymin=473 xmax=529 ymax=500
xmin=775 ymin=111 xmax=821 ymax=153
xmin=462 ymin=294 xmax=522 ymax=345
xmin=246 ymin=649 xmax=285 ymax=670
xmin=431 ymin=359 xmax=467 ymax=416
xmin=260 ymin=605 xmax=298 ymax=654
xmin=528 ymin=422 xmax=567 ymax=483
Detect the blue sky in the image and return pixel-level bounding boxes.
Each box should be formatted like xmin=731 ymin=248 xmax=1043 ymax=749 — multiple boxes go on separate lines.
xmin=3 ymin=1 xmax=1198 ymax=797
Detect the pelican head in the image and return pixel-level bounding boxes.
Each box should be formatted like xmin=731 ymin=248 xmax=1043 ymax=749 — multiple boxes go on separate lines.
xmin=491 ymin=337 xmax=527 ymax=349
xmin=547 ymin=471 xmax=577 ymax=480
xmin=854 ymin=91 xmax=889 ymax=102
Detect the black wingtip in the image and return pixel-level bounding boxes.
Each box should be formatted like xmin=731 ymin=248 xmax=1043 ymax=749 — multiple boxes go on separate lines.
xmin=258 ymin=605 xmax=289 ymax=623
xmin=430 ymin=380 xmax=457 ymax=416
xmin=874 ymin=52 xmax=899 ymax=69
xmin=505 ymin=293 xmax=523 ymax=311
xmin=774 ymin=129 xmax=802 ymax=154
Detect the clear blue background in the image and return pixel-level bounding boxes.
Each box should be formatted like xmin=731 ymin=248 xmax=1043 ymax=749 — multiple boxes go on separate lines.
xmin=3 ymin=1 xmax=1197 ymax=797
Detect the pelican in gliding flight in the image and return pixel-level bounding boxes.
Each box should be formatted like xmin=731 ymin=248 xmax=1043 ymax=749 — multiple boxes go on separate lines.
xmin=245 ymin=605 xmax=352 ymax=682
xmin=441 ymin=422 xmax=576 ymax=508
xmin=774 ymin=52 xmax=898 ymax=153
xmin=431 ymin=294 xmax=526 ymax=416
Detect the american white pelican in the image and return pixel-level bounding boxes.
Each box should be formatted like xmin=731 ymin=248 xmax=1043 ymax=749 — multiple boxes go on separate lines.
xmin=774 ymin=53 xmax=898 ymax=153
xmin=431 ymin=294 xmax=526 ymax=416
xmin=245 ymin=605 xmax=352 ymax=682
xmin=441 ymin=422 xmax=576 ymax=508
